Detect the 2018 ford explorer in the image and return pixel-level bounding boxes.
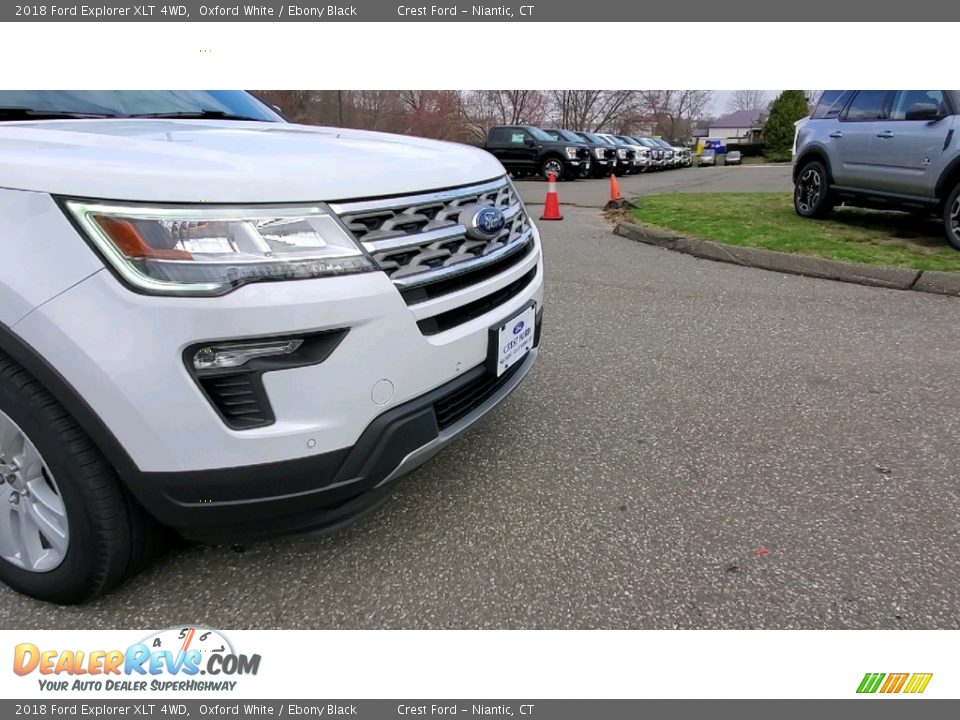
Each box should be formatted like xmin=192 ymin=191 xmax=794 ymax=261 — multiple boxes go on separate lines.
xmin=793 ymin=90 xmax=960 ymax=249
xmin=0 ymin=91 xmax=544 ymax=603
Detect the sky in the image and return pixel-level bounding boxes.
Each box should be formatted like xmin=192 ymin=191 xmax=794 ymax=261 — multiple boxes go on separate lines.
xmin=709 ymin=90 xmax=782 ymax=117
xmin=711 ymin=90 xmax=736 ymax=115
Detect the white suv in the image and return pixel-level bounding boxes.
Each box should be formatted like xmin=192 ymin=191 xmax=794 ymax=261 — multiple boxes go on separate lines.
xmin=0 ymin=91 xmax=544 ymax=603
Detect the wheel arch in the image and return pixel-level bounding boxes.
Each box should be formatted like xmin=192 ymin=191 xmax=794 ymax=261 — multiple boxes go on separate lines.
xmin=793 ymin=145 xmax=834 ymax=184
xmin=935 ymin=157 xmax=960 ymax=206
xmin=0 ymin=321 xmax=140 ymax=483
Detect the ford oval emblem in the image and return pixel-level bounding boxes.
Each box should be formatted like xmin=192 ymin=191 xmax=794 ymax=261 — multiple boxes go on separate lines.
xmin=513 ymin=321 xmax=525 ymax=335
xmin=463 ymin=206 xmax=507 ymax=240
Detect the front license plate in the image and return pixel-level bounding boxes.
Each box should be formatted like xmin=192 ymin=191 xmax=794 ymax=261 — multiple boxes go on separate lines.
xmin=490 ymin=303 xmax=536 ymax=377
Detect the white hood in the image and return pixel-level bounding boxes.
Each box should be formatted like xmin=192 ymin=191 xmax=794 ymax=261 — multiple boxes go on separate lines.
xmin=0 ymin=119 xmax=505 ymax=203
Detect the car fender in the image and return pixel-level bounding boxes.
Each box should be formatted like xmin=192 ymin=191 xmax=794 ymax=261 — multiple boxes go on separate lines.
xmin=0 ymin=319 xmax=139 ymax=482
xmin=0 ymin=189 xmax=105 ymax=327
xmin=934 ymin=153 xmax=960 ymax=201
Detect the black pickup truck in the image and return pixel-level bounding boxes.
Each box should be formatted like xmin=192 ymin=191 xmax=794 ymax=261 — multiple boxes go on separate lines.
xmin=544 ymin=128 xmax=616 ymax=178
xmin=483 ymin=125 xmax=591 ymax=180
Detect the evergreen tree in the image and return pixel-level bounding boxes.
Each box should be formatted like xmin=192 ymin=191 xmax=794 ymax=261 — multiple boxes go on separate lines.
xmin=763 ymin=90 xmax=809 ymax=158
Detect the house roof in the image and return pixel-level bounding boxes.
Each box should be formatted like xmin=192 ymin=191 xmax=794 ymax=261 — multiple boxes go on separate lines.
xmin=711 ymin=109 xmax=765 ymax=128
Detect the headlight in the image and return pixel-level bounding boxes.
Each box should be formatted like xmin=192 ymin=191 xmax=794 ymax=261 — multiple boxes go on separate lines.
xmin=593 ymin=148 xmax=604 ymax=159
xmin=63 ymin=200 xmax=376 ymax=297
xmin=565 ymin=146 xmax=578 ymax=159
xmin=617 ymin=149 xmax=627 ymax=159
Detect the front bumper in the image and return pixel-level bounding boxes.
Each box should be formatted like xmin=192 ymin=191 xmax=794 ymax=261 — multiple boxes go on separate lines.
xmin=130 ymin=335 xmax=541 ymax=542
xmin=591 ymin=158 xmax=613 ymax=175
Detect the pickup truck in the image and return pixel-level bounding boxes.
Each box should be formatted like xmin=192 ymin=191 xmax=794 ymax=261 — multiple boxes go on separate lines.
xmin=483 ymin=125 xmax=591 ymax=180
xmin=0 ymin=90 xmax=544 ymax=603
xmin=544 ymin=128 xmax=616 ymax=178
xmin=594 ymin=133 xmax=638 ymax=177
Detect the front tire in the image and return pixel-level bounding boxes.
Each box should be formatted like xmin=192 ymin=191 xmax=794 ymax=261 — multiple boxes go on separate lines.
xmin=794 ymin=160 xmax=834 ymax=218
xmin=0 ymin=353 xmax=159 ymax=604
xmin=944 ymin=183 xmax=960 ymax=251
xmin=541 ymin=157 xmax=566 ymax=181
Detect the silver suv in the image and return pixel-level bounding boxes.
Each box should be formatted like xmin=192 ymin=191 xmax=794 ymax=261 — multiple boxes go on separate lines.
xmin=793 ymin=90 xmax=960 ymax=249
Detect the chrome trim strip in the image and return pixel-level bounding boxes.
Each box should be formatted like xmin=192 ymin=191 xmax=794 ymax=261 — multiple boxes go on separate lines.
xmin=329 ymin=177 xmax=510 ymax=215
xmin=362 ymin=225 xmax=466 ymax=254
xmin=376 ymin=348 xmax=539 ymax=488
xmin=501 ymin=201 xmax=523 ymax=220
xmin=391 ymin=230 xmax=534 ymax=290
xmin=405 ymin=241 xmax=539 ymax=319
xmin=360 ymin=201 xmax=522 ymax=255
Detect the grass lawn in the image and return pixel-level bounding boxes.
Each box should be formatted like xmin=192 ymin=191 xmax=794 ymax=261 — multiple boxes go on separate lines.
xmin=632 ymin=192 xmax=960 ymax=273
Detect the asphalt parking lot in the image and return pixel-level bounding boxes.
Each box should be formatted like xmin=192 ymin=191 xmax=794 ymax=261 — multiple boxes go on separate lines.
xmin=3 ymin=166 xmax=960 ymax=630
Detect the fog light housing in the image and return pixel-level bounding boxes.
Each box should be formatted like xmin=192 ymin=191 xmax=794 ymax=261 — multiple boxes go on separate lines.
xmin=193 ymin=339 xmax=304 ymax=371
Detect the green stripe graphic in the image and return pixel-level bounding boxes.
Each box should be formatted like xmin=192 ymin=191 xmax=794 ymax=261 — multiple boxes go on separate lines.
xmin=856 ymin=673 xmax=886 ymax=693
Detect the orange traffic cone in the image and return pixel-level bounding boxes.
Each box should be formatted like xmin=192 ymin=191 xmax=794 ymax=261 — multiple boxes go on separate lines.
xmin=540 ymin=172 xmax=563 ymax=221
xmin=604 ymin=173 xmax=636 ymax=211
xmin=609 ymin=173 xmax=623 ymax=202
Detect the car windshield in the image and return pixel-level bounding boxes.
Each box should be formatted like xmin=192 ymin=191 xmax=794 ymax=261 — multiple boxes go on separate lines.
xmin=0 ymin=91 xmax=283 ymax=121
xmin=702 ymin=150 xmax=715 ymax=156
xmin=581 ymin=133 xmax=608 ymax=144
xmin=554 ymin=129 xmax=583 ymax=143
xmin=527 ymin=127 xmax=556 ymax=142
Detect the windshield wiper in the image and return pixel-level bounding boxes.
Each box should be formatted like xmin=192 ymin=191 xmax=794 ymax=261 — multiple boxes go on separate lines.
xmin=0 ymin=107 xmax=117 ymax=120
xmin=124 ymin=110 xmax=268 ymax=122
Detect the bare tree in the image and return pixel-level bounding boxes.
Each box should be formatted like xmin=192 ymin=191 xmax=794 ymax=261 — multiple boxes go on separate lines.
xmin=457 ymin=91 xmax=548 ymax=140
xmin=251 ymin=90 xmax=321 ymax=124
xmin=639 ymin=90 xmax=713 ymax=141
xmin=488 ymin=90 xmax=547 ymax=125
xmin=397 ymin=90 xmax=465 ymax=140
xmin=350 ymin=91 xmax=406 ymax=133
xmin=726 ymin=90 xmax=770 ymax=113
xmin=547 ymin=91 xmax=639 ymax=132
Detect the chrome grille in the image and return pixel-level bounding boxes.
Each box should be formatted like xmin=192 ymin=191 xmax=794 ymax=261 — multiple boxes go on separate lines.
xmin=330 ymin=177 xmax=533 ymax=291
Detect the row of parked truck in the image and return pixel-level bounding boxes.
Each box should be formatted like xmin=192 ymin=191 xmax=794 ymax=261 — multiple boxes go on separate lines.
xmin=481 ymin=125 xmax=693 ymax=180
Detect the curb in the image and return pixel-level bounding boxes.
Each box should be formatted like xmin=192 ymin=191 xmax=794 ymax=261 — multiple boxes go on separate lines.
xmin=614 ymin=221 xmax=960 ymax=297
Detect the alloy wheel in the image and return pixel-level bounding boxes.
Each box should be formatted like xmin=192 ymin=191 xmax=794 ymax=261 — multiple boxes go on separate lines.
xmin=796 ymin=168 xmax=822 ymax=213
xmin=951 ymin=196 xmax=960 ymax=244
xmin=0 ymin=409 xmax=69 ymax=572
xmin=543 ymin=160 xmax=563 ymax=179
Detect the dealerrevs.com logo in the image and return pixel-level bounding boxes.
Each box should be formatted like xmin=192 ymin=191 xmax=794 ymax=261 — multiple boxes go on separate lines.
xmin=13 ymin=626 xmax=261 ymax=693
